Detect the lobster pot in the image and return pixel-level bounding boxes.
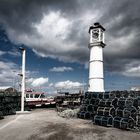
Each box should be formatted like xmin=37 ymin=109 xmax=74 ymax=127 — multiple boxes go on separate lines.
xmin=100 ymin=98 xmax=118 ymax=107
xmin=115 ymin=107 xmax=137 ymax=119
xmin=0 ymin=111 xmax=4 ymax=120
xmin=84 ymin=92 xmax=89 ymax=99
xmin=108 ymin=92 xmax=116 ymax=99
xmin=93 ymin=106 xmax=99 ymax=113
xmin=103 ymin=92 xmax=110 ymax=99
xmin=121 ymin=90 xmax=129 ymax=98
xmin=97 ymin=107 xmax=115 ymax=117
xmin=97 ymin=93 xmax=104 ymax=99
xmin=98 ymin=99 xmax=117 ymax=107
xmin=81 ymin=99 xmax=86 ymax=104
xmin=88 ymin=112 xmax=95 ymax=119
xmin=85 ymin=92 xmax=91 ymax=99
xmin=104 ymin=107 xmax=115 ymax=117
xmin=129 ymin=91 xmax=136 ymax=97
xmin=90 ymin=92 xmax=99 ymax=98
xmin=137 ymin=116 xmax=140 ymax=126
xmin=92 ymin=92 xmax=104 ymax=99
xmin=0 ymin=103 xmax=4 ymax=119
xmin=0 ymin=94 xmax=4 ymax=103
xmin=110 ymin=91 xmax=121 ymax=98
xmin=0 ymin=103 xmax=4 ymax=111
xmin=117 ymin=98 xmax=133 ymax=108
xmin=3 ymin=104 xmax=16 ymax=116
xmin=85 ymin=92 xmax=99 ymax=99
xmin=90 ymin=98 xmax=99 ymax=106
xmin=136 ymin=110 xmax=140 ymax=126
xmin=133 ymin=98 xmax=140 ymax=108
xmin=87 ymin=104 xmax=93 ymax=112
xmin=136 ymin=91 xmax=140 ymax=97
xmin=97 ymin=107 xmax=104 ymax=116
xmin=98 ymin=99 xmax=107 ymax=107
xmin=113 ymin=117 xmax=135 ymax=129
xmin=93 ymin=115 xmax=103 ymax=125
xmin=80 ymin=105 xmax=87 ymax=112
xmin=104 ymin=92 xmax=116 ymax=99
xmin=3 ymin=96 xmax=13 ymax=103
xmin=80 ymin=104 xmax=94 ymax=112
xmin=80 ymin=105 xmax=98 ymax=113
xmin=85 ymin=92 xmax=104 ymax=99
xmin=102 ymin=116 xmax=113 ymax=126
xmin=77 ymin=111 xmax=85 ymax=119
xmin=77 ymin=111 xmax=93 ymax=119
xmin=82 ymin=99 xmax=90 ymax=105
xmin=111 ymin=98 xmax=118 ymax=107
xmin=93 ymin=115 xmax=113 ymax=126
xmin=103 ymin=98 xmax=118 ymax=107
xmin=84 ymin=112 xmax=92 ymax=119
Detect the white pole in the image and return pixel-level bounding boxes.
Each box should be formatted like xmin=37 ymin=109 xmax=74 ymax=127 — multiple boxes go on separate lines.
xmin=21 ymin=48 xmax=26 ymax=112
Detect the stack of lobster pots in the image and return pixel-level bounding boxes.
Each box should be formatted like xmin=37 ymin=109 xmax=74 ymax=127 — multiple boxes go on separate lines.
xmin=78 ymin=90 xmax=140 ymax=130
xmin=0 ymin=91 xmax=22 ymax=120
xmin=56 ymin=93 xmax=83 ymax=112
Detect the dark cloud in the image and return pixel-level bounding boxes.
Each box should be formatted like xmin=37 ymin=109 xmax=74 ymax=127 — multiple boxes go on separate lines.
xmin=0 ymin=0 xmax=140 ymax=76
xmin=100 ymin=0 xmax=140 ymax=75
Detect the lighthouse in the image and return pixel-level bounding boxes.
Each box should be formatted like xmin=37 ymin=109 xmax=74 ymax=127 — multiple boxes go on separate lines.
xmin=88 ymin=23 xmax=106 ymax=92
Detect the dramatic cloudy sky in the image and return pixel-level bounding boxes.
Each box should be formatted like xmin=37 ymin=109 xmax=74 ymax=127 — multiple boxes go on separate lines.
xmin=0 ymin=0 xmax=140 ymax=93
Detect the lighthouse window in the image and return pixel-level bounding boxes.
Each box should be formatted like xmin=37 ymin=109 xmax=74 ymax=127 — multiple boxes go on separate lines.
xmin=100 ymin=32 xmax=103 ymax=41
xmin=92 ymin=29 xmax=99 ymax=40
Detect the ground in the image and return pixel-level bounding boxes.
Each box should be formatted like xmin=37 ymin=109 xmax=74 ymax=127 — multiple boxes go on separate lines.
xmin=0 ymin=109 xmax=140 ymax=140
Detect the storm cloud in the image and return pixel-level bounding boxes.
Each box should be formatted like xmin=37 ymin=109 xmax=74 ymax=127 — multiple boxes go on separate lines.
xmin=0 ymin=0 xmax=140 ymax=77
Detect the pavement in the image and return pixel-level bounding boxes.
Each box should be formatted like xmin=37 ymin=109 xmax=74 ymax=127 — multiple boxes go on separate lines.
xmin=0 ymin=109 xmax=140 ymax=140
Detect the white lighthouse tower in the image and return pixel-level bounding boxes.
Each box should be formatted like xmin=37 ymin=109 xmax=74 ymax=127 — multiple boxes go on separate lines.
xmin=88 ymin=22 xmax=106 ymax=92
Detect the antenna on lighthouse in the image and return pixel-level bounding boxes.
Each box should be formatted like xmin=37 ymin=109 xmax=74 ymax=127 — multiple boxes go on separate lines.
xmin=88 ymin=22 xmax=106 ymax=92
